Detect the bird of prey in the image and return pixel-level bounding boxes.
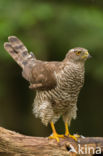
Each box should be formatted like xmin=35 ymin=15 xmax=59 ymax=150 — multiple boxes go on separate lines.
xmin=4 ymin=36 xmax=91 ymax=142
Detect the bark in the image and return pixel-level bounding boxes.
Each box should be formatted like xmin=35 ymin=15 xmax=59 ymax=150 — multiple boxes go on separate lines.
xmin=0 ymin=127 xmax=103 ymax=156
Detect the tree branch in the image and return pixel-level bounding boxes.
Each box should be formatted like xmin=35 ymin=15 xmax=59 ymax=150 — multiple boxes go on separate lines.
xmin=0 ymin=127 xmax=103 ymax=156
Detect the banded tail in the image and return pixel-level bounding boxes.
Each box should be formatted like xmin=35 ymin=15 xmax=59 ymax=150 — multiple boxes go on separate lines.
xmin=4 ymin=36 xmax=36 ymax=69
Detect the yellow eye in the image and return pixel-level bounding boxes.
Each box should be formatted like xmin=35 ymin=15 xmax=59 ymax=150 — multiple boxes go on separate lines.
xmin=76 ymin=51 xmax=81 ymax=55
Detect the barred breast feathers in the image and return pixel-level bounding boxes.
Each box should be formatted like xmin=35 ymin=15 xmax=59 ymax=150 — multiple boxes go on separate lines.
xmin=33 ymin=61 xmax=85 ymax=125
xmin=34 ymin=61 xmax=84 ymax=105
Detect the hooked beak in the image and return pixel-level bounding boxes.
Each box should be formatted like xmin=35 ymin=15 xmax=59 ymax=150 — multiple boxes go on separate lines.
xmin=88 ymin=53 xmax=92 ymax=59
xmin=82 ymin=51 xmax=92 ymax=59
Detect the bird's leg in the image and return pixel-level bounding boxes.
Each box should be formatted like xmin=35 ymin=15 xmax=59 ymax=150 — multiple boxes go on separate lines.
xmin=65 ymin=122 xmax=77 ymax=141
xmin=49 ymin=122 xmax=64 ymax=142
xmin=65 ymin=121 xmax=69 ymax=136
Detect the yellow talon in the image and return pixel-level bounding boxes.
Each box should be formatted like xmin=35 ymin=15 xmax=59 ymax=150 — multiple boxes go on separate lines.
xmin=65 ymin=122 xmax=78 ymax=141
xmin=49 ymin=122 xmax=65 ymax=142
xmin=49 ymin=133 xmax=64 ymax=142
xmin=57 ymin=134 xmax=64 ymax=138
xmin=69 ymin=134 xmax=77 ymax=141
xmin=49 ymin=134 xmax=59 ymax=142
xmin=49 ymin=121 xmax=79 ymax=142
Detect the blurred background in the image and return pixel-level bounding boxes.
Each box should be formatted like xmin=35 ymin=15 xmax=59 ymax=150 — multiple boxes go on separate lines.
xmin=0 ymin=0 xmax=103 ymax=145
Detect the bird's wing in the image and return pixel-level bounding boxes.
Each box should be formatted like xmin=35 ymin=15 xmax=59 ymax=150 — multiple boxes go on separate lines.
xmin=23 ymin=61 xmax=58 ymax=90
xmin=4 ymin=36 xmax=58 ymax=90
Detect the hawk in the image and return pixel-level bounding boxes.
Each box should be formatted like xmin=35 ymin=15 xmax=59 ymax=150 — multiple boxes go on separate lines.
xmin=4 ymin=36 xmax=91 ymax=142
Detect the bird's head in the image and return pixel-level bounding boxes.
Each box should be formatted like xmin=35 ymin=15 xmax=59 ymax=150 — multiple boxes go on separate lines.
xmin=65 ymin=47 xmax=91 ymax=63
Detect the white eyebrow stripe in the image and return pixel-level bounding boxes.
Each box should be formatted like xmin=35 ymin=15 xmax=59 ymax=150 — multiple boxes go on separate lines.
xmin=70 ymin=49 xmax=75 ymax=52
